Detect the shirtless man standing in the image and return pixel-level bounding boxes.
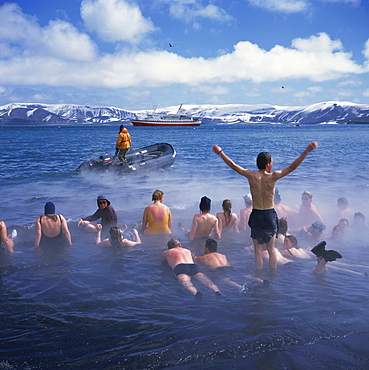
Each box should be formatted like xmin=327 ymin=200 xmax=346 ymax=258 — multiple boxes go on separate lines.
xmin=162 ymin=237 xmax=222 ymax=299
xmin=212 ymin=141 xmax=318 ymax=271
xmin=188 ymin=196 xmax=220 ymax=240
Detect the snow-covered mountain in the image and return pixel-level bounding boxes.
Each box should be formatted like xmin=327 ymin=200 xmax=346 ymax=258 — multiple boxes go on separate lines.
xmin=0 ymin=101 xmax=368 ymax=125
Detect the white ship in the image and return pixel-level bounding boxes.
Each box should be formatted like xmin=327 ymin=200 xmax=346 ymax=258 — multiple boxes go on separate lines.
xmin=131 ymin=104 xmax=201 ymax=127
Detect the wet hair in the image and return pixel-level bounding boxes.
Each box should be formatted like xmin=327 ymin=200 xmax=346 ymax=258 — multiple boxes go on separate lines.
xmin=152 ymin=189 xmax=164 ymax=201
xmin=337 ymin=197 xmax=348 ymax=208
xmin=222 ymin=199 xmax=232 ymax=221
xmin=205 ymin=238 xmax=218 ymax=252
xmin=302 ymin=190 xmax=313 ymax=199
xmin=167 ymin=237 xmax=181 ymax=249
xmin=285 ymin=235 xmax=298 ymax=248
xmin=256 ymin=152 xmax=272 ymax=170
xmin=278 ymin=217 xmax=288 ymax=236
xmin=109 ymin=226 xmax=123 ymax=248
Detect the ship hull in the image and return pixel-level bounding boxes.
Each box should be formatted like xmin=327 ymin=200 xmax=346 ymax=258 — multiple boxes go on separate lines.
xmin=131 ymin=119 xmax=200 ymax=127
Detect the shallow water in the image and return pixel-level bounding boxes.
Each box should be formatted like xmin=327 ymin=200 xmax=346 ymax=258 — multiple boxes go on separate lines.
xmin=1 ymin=123 xmax=369 ymax=369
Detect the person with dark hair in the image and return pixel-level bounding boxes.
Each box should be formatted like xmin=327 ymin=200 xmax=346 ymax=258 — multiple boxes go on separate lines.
xmin=95 ymin=225 xmax=141 ymax=248
xmin=212 ymin=141 xmax=318 ymax=272
xmin=216 ymin=199 xmax=239 ymax=236
xmin=115 ymin=124 xmax=131 ymax=163
xmin=337 ymin=218 xmax=352 ymax=241
xmin=281 ymin=235 xmax=310 ymax=259
xmin=78 ymin=195 xmax=118 ymax=234
xmin=142 ymin=189 xmax=172 ymax=235
xmin=188 ymin=196 xmax=220 ymax=240
xmin=34 ymin=202 xmax=72 ymax=248
xmin=351 ymin=212 xmax=369 ymax=241
xmin=336 ymin=197 xmax=352 ymax=219
xmin=162 ymin=237 xmax=222 ymax=299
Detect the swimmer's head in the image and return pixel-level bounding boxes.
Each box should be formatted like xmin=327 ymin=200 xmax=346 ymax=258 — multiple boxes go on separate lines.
xmin=256 ymin=152 xmax=272 ymax=170
xmin=205 ymin=238 xmax=217 ymax=253
xmin=119 ymin=124 xmax=124 ymax=131
xmin=332 ymin=225 xmax=343 ymax=239
xmin=109 ymin=226 xmax=123 ymax=248
xmin=152 ymin=189 xmax=164 ymax=201
xmin=337 ymin=197 xmax=349 ymax=209
xmin=97 ymin=195 xmax=110 ymax=206
xmin=243 ymin=194 xmax=252 ymax=206
xmin=309 ymin=221 xmax=326 ymax=233
xmin=301 ymin=190 xmax=313 ymax=201
xmin=353 ymin=212 xmax=365 ymax=224
xmin=167 ymin=237 xmax=181 ymax=249
xmin=278 ymin=218 xmax=288 ymax=236
xmin=222 ymin=199 xmax=232 ymax=211
xmin=44 ymin=202 xmax=55 ymax=215
xmin=284 ymin=235 xmax=298 ymax=249
xmin=338 ymin=218 xmax=349 ymax=229
xmin=200 ymin=196 xmax=211 ymax=212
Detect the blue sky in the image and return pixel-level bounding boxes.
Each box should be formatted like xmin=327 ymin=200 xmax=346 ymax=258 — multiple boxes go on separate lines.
xmin=0 ymin=0 xmax=368 ymax=110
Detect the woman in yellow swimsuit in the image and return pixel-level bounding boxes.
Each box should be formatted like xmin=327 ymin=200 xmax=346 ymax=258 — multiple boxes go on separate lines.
xmin=142 ymin=190 xmax=172 ymax=235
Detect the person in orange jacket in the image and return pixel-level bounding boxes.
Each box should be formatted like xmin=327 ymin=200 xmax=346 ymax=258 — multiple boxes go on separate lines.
xmin=115 ymin=125 xmax=131 ymax=162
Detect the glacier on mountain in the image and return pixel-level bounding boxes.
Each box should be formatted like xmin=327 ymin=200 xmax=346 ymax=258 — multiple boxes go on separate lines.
xmin=0 ymin=101 xmax=368 ymax=125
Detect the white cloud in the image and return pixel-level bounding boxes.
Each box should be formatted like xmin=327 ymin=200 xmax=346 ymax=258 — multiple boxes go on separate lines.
xmin=43 ymin=20 xmax=97 ymax=61
xmin=363 ymin=39 xmax=369 ymax=63
xmin=363 ymin=89 xmax=369 ymax=97
xmin=307 ymin=86 xmax=323 ymax=93
xmin=0 ymin=3 xmax=96 ymax=61
xmin=321 ymin=0 xmax=360 ymax=4
xmin=0 ymin=3 xmax=42 ymax=57
xmin=1 ymin=32 xmax=366 ymax=88
xmin=248 ymin=0 xmax=309 ymax=13
xmin=196 ymin=85 xmax=230 ymax=95
xmin=247 ymin=0 xmax=361 ymax=14
xmin=81 ymin=0 xmax=156 ymax=43
xmin=162 ymin=0 xmax=233 ymax=24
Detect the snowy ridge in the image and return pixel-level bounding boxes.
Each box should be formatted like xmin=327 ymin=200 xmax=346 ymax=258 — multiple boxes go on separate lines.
xmin=0 ymin=101 xmax=368 ymax=125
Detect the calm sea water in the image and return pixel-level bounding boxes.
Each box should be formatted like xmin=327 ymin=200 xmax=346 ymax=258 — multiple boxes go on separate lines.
xmin=1 ymin=123 xmax=369 ymax=369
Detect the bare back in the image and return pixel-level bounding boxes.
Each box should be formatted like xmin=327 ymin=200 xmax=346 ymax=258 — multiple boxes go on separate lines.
xmin=190 ymin=212 xmax=219 ymax=239
xmin=38 ymin=215 xmax=62 ymax=237
xmin=212 ymin=142 xmax=318 ymax=211
xmin=145 ymin=202 xmax=168 ymax=223
xmin=243 ymin=170 xmax=278 ymax=210
xmin=162 ymin=247 xmax=194 ymax=270
xmin=196 ymin=252 xmax=230 ymax=269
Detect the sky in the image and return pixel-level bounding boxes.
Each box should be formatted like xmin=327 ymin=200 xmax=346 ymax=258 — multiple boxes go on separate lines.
xmin=0 ymin=0 xmax=368 ymax=110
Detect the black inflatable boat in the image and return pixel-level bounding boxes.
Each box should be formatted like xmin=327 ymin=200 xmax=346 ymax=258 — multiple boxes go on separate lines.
xmin=76 ymin=143 xmax=176 ymax=174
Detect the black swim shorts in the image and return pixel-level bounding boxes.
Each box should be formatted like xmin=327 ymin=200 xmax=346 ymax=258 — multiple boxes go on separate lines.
xmin=173 ymin=263 xmax=200 ymax=277
xmin=248 ymin=208 xmax=278 ymax=244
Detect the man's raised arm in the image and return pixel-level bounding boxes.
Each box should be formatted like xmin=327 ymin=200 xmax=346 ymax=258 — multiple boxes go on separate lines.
xmin=212 ymin=145 xmax=247 ymax=176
